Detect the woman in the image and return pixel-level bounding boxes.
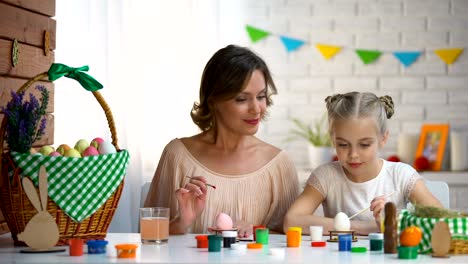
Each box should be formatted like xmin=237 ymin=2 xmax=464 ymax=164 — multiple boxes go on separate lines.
xmin=144 ymin=45 xmax=299 ymax=237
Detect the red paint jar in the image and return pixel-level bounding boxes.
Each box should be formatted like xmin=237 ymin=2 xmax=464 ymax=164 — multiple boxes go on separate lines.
xmin=195 ymin=235 xmax=208 ymax=248
xmin=69 ymin=238 xmax=84 ymax=256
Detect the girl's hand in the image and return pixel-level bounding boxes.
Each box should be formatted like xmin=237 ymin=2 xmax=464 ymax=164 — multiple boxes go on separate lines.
xmin=234 ymin=220 xmax=253 ymax=238
xmin=370 ymin=195 xmax=386 ymax=230
xmin=174 ymin=176 xmax=208 ymax=228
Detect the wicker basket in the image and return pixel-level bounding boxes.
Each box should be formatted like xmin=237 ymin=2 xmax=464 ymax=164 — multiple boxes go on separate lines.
xmin=0 ymin=71 xmax=125 ymax=246
xmin=451 ymin=235 xmax=468 ymax=254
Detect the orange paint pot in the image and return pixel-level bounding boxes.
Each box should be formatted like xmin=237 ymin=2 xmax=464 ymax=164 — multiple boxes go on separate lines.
xmin=195 ymin=235 xmax=209 ymax=248
xmin=287 ymin=230 xmax=301 ymax=247
xmin=115 ymin=244 xmax=138 ymax=258
xmin=247 ymin=243 xmax=263 ymax=249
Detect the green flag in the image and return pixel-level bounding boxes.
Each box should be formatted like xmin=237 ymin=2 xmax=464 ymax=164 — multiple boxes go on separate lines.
xmin=245 ymin=25 xmax=270 ymax=43
xmin=355 ymin=49 xmax=382 ymax=64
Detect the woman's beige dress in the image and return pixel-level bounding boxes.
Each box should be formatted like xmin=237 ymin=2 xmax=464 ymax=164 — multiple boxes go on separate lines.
xmin=144 ymin=139 xmax=300 ymax=233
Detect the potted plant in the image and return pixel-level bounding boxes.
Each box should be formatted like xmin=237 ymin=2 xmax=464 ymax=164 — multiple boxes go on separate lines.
xmin=286 ymin=115 xmax=335 ymax=169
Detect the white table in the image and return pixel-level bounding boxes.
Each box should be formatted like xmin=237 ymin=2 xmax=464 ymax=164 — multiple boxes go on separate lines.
xmin=1 ymin=233 xmax=467 ymax=263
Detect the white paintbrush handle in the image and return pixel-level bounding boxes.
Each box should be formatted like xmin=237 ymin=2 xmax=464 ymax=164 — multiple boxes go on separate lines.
xmin=348 ymin=190 xmax=397 ymax=220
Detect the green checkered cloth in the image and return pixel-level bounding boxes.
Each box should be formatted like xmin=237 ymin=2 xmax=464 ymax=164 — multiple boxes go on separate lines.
xmin=399 ymin=209 xmax=468 ymax=253
xmin=11 ymin=150 xmax=129 ymax=222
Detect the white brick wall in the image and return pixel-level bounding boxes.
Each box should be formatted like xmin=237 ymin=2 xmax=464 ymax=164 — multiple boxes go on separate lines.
xmin=239 ymin=0 xmax=468 ymax=169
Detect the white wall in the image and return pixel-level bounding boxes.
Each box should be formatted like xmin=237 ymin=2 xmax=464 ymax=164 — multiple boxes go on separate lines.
xmin=240 ymin=0 xmax=468 ymax=169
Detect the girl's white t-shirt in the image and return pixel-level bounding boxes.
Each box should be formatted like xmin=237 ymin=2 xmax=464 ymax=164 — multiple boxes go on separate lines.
xmin=307 ymin=159 xmax=422 ymax=221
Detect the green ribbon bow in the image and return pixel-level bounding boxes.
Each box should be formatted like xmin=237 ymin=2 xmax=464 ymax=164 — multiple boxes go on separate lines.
xmin=48 ymin=63 xmax=103 ymax=91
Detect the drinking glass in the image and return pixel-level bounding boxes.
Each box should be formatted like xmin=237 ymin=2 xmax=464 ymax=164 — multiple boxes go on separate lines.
xmin=139 ymin=207 xmax=170 ymax=244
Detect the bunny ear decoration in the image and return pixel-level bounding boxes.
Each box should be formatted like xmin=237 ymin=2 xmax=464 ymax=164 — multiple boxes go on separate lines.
xmin=22 ymin=177 xmax=43 ymax=212
xmin=38 ymin=166 xmax=48 ymax=211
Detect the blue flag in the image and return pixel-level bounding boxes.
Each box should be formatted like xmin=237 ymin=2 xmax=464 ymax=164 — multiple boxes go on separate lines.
xmin=393 ymin=51 xmax=422 ymax=67
xmin=279 ymin=36 xmax=306 ymax=52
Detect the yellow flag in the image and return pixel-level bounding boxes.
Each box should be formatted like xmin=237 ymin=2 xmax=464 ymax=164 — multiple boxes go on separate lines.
xmin=316 ymin=44 xmax=342 ymax=60
xmin=434 ymin=48 xmax=463 ymax=65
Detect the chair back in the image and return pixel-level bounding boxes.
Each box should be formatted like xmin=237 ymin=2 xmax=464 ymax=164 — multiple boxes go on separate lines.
xmin=140 ymin=182 xmax=151 ymax=208
xmin=425 ymin=180 xmax=450 ymax=208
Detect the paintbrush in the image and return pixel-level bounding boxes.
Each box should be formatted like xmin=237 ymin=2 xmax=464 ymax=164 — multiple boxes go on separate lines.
xmin=186 ymin=176 xmax=216 ymax=189
xmin=348 ymin=190 xmax=397 ymax=220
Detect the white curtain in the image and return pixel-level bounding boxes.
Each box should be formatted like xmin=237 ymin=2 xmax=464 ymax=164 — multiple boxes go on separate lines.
xmin=55 ymin=0 xmax=246 ymax=232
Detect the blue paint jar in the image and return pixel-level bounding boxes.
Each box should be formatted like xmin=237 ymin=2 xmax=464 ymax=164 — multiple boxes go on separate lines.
xmin=338 ymin=234 xmax=352 ymax=251
xmin=87 ymin=240 xmax=108 ymax=254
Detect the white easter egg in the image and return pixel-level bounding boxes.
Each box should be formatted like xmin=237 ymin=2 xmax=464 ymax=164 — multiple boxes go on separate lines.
xmin=98 ymin=141 xmax=117 ymax=154
xmin=334 ymin=212 xmax=350 ymax=231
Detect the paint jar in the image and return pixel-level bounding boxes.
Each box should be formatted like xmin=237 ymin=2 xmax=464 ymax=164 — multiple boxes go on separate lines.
xmin=87 ymin=240 xmax=108 ymax=254
xmin=338 ymin=234 xmax=352 ymax=251
xmin=287 ymin=230 xmax=301 ymax=247
xmin=253 ymin=225 xmax=266 ymax=241
xmin=309 ymin=226 xmax=323 ymax=241
xmin=115 ymin=244 xmax=138 ymax=258
xmin=288 ymin=227 xmax=302 ymax=244
xmin=398 ymin=246 xmax=418 ymax=259
xmin=195 ymin=235 xmax=208 ymax=248
xmin=369 ymin=233 xmax=384 ymax=251
xmin=222 ymin=231 xmax=237 ymax=248
xmin=231 ymin=243 xmax=247 ymax=251
xmin=311 ymin=241 xmax=326 ymax=247
xmin=69 ymin=238 xmax=84 ymax=256
xmin=208 ymin=235 xmax=222 ymax=252
xmin=255 ymin=228 xmax=269 ymax=245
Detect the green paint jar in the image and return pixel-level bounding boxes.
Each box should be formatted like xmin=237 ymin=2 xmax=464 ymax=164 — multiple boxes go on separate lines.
xmin=255 ymin=228 xmax=269 ymax=245
xmin=398 ymin=246 xmax=418 ymax=259
xmin=208 ymin=235 xmax=222 ymax=252
xmin=369 ymin=233 xmax=384 ymax=251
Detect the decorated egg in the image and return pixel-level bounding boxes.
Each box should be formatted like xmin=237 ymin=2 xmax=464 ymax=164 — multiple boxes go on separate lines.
xmin=49 ymin=151 xmax=61 ymax=157
xmin=82 ymin=146 xmax=99 ymax=157
xmin=56 ymin=144 xmax=71 ymax=155
xmin=98 ymin=141 xmax=117 ymax=154
xmin=90 ymin=137 xmax=105 ymax=149
xmin=64 ymin=148 xmax=81 ymax=158
xmin=215 ymin=212 xmax=233 ymax=230
xmin=334 ymin=212 xmax=350 ymax=231
xmin=39 ymin=145 xmax=54 ymax=156
xmin=74 ymin=139 xmax=89 ymax=154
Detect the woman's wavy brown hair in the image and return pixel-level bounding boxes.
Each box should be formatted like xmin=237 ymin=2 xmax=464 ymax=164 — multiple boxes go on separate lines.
xmin=191 ymin=45 xmax=277 ymax=133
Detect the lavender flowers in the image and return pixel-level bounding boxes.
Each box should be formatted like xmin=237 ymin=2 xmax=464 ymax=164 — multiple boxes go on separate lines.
xmin=2 ymin=85 xmax=49 ymax=153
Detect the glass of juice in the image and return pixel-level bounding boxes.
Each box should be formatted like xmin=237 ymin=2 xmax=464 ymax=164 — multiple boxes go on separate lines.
xmin=139 ymin=207 xmax=170 ymax=244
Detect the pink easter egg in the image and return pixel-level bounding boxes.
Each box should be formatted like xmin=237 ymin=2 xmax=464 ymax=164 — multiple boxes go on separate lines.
xmin=90 ymin=137 xmax=105 ymax=149
xmin=82 ymin=146 xmax=99 ymax=157
xmin=215 ymin=212 xmax=233 ymax=230
xmin=49 ymin=151 xmax=61 ymax=157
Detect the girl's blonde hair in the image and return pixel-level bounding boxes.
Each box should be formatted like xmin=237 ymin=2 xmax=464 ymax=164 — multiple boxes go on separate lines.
xmin=324 ymin=92 xmax=394 ymax=137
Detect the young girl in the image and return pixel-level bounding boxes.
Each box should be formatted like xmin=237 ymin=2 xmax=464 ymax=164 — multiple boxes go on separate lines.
xmin=283 ymin=92 xmax=443 ymax=235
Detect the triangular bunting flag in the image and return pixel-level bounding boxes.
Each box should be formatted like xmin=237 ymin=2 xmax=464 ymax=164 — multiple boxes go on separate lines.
xmin=434 ymin=48 xmax=463 ymax=65
xmin=279 ymin=36 xmax=306 ymax=52
xmin=355 ymin=49 xmax=382 ymax=64
xmin=316 ymin=44 xmax=342 ymax=60
xmin=245 ymin=25 xmax=270 ymax=43
xmin=393 ymin=51 xmax=422 ymax=67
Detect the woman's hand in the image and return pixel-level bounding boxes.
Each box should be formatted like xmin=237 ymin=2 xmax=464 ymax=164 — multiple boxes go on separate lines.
xmin=234 ymin=220 xmax=253 ymax=238
xmin=370 ymin=195 xmax=387 ymax=231
xmin=174 ymin=176 xmax=208 ymax=228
